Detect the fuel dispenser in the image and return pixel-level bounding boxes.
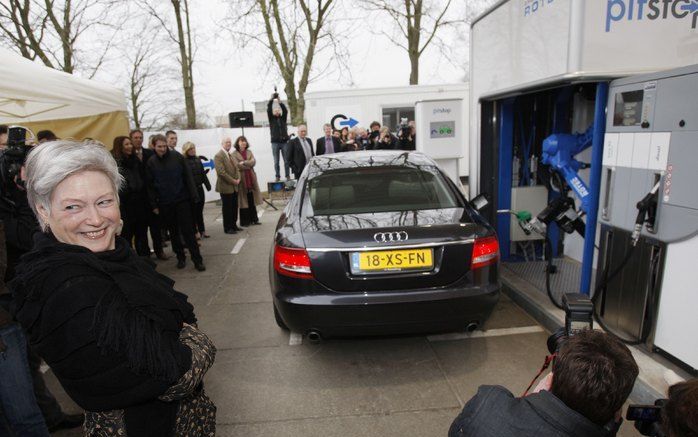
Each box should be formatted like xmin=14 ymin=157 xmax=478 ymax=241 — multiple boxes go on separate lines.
xmin=597 ymin=65 xmax=698 ymax=370
xmin=507 ymin=65 xmax=698 ymax=370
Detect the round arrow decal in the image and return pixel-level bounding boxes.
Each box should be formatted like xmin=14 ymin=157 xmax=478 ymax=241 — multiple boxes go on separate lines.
xmin=331 ymin=114 xmax=359 ymax=131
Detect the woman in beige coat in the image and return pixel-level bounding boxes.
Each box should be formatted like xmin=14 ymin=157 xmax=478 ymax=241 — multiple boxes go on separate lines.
xmin=232 ymin=136 xmax=263 ymax=226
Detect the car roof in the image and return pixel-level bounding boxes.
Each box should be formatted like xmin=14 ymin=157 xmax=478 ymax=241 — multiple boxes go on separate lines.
xmin=305 ymin=151 xmax=439 ymax=179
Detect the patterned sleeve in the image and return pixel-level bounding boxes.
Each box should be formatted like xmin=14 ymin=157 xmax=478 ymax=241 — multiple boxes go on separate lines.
xmin=158 ymin=324 xmax=216 ymax=402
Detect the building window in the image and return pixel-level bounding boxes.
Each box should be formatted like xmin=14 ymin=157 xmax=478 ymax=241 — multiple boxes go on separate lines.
xmin=382 ymin=107 xmax=415 ymax=131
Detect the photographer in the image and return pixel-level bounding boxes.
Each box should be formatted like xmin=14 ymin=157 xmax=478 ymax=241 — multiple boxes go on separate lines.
xmin=368 ymin=121 xmax=381 ymax=149
xmin=397 ymin=119 xmax=416 ymax=150
xmin=449 ymin=329 xmax=638 ymax=437
xmin=662 ymin=379 xmax=698 ymax=437
xmin=267 ymin=90 xmax=290 ymax=181
xmin=375 ymin=126 xmax=397 ymax=150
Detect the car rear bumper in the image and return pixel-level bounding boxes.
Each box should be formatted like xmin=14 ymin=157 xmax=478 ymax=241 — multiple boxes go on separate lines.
xmin=273 ymin=284 xmax=500 ymax=337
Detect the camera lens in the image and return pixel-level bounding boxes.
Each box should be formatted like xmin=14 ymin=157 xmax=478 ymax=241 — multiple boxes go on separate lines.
xmin=547 ymin=328 xmax=567 ymax=354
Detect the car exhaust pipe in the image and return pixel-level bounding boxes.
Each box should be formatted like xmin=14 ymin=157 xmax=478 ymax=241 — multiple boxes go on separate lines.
xmin=466 ymin=322 xmax=479 ymax=333
xmin=306 ymin=330 xmax=323 ymax=344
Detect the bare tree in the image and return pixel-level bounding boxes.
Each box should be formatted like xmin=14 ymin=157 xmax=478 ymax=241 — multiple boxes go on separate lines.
xmin=360 ymin=0 xmax=465 ymax=85
xmin=138 ymin=0 xmax=197 ymax=129
xmin=228 ymin=0 xmax=349 ymax=125
xmin=124 ymin=35 xmax=176 ymax=131
xmin=0 ymin=0 xmax=123 ymax=77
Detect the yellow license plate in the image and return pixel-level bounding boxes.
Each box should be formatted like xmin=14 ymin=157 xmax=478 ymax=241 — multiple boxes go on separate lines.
xmin=351 ymin=249 xmax=433 ymax=273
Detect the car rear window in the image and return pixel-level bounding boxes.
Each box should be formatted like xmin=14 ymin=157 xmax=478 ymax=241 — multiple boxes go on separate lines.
xmin=304 ymin=166 xmax=460 ymax=216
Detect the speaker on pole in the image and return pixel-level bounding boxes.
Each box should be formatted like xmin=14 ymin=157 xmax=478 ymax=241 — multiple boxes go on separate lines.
xmin=229 ymin=111 xmax=254 ymax=136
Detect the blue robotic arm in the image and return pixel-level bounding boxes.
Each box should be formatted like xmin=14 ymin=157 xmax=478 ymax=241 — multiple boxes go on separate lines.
xmin=509 ymin=125 xmax=594 ymax=238
xmin=541 ymin=126 xmax=593 ymax=213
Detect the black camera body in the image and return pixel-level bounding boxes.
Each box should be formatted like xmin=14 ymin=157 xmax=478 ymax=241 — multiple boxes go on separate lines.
xmin=626 ymin=399 xmax=667 ymax=436
xmin=0 ymin=126 xmax=31 ymax=194
xmin=547 ymin=293 xmax=594 ymax=354
xmin=397 ymin=117 xmax=410 ymax=139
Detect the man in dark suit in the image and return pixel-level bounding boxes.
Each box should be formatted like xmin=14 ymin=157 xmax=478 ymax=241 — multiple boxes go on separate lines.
xmin=288 ymin=125 xmax=313 ymax=178
xmin=130 ymin=129 xmax=166 ymax=260
xmin=315 ymin=123 xmax=342 ymax=156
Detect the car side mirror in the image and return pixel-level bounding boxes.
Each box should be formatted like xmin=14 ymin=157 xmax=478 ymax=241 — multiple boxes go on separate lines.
xmin=471 ymin=193 xmax=489 ymax=211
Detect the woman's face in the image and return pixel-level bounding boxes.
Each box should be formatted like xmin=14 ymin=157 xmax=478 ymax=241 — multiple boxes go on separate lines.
xmin=122 ymin=138 xmax=133 ymax=156
xmin=239 ymin=139 xmax=248 ymax=150
xmin=38 ymin=170 xmax=121 ymax=253
xmin=186 ymin=147 xmax=196 ymax=157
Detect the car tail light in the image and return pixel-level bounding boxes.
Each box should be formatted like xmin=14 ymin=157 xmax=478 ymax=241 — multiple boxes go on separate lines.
xmin=274 ymin=245 xmax=313 ymax=279
xmin=471 ymin=236 xmax=499 ymax=269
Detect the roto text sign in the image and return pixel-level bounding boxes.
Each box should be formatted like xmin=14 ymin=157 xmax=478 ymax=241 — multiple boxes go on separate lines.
xmin=523 ymin=0 xmax=555 ymax=16
xmin=606 ymin=0 xmax=698 ymax=32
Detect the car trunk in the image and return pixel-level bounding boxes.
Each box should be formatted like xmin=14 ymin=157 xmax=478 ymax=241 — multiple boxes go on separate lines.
xmin=301 ymin=209 xmax=480 ymax=292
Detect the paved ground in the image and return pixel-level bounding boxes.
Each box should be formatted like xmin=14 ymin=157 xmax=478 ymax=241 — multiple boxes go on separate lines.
xmin=48 ymin=203 xmax=642 ymax=436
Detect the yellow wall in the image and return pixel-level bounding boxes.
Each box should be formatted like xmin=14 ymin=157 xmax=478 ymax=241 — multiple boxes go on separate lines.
xmin=21 ymin=111 xmax=129 ymax=150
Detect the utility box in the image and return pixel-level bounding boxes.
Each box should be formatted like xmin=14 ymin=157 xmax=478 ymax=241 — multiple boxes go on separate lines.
xmin=415 ymin=99 xmax=464 ymax=183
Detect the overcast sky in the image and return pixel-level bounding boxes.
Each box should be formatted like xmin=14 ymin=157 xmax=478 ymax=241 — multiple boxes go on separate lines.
xmin=186 ymin=0 xmax=479 ymax=122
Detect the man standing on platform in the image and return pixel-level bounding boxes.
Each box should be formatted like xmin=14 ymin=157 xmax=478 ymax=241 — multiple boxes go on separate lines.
xmin=214 ymin=137 xmax=242 ymax=234
xmin=267 ymin=92 xmax=290 ymax=181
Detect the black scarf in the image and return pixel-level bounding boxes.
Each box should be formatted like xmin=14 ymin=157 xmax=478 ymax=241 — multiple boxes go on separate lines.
xmin=10 ymin=233 xmax=196 ymax=436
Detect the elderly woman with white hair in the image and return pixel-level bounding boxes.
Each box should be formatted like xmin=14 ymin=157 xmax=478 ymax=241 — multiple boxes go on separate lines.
xmin=9 ymin=140 xmax=216 ymax=436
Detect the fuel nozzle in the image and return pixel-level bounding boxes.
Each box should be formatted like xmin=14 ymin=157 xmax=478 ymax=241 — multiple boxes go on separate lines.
xmin=631 ymin=181 xmax=661 ymax=246
xmin=497 ymin=209 xmax=543 ymax=236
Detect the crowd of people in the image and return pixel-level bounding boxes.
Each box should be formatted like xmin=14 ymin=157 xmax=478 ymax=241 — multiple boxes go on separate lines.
xmin=108 ymin=129 xmax=265 ymax=269
xmin=266 ymin=94 xmax=416 ymax=181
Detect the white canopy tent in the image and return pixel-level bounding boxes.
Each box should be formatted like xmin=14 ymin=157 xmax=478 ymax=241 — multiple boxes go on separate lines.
xmin=0 ymin=47 xmax=128 ymax=146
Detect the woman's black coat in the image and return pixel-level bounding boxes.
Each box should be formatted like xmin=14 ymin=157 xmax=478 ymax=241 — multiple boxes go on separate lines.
xmin=185 ymin=155 xmax=211 ymax=203
xmin=117 ymin=154 xmax=149 ymax=223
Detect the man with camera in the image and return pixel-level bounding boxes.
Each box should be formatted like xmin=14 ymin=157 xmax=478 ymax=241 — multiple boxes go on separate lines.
xmin=397 ymin=119 xmax=416 ymax=150
xmin=627 ymin=377 xmax=698 ymax=437
xmin=367 ymin=121 xmax=381 ymax=149
xmin=267 ymin=91 xmax=290 ymax=181
xmin=375 ymin=126 xmax=397 ymax=150
xmin=449 ymin=329 xmax=639 ymax=437
xmin=661 ymin=378 xmax=698 ymax=437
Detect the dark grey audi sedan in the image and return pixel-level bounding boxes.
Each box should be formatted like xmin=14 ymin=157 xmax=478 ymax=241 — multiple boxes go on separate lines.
xmin=269 ymin=151 xmax=500 ymax=339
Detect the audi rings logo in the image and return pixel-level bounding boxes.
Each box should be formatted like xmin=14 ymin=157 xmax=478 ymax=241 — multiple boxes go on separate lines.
xmin=373 ymin=231 xmax=409 ymax=243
